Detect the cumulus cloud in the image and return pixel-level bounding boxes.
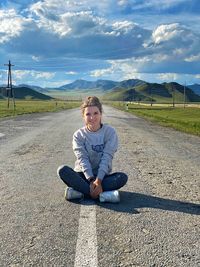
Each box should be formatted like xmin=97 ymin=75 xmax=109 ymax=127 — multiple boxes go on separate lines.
xmin=90 ymin=58 xmax=139 ymax=80
xmin=0 ymin=9 xmax=30 ymax=43
xmin=29 ymin=1 xmax=146 ymax=41
xmin=29 ymin=0 xmax=115 ymax=17
xmin=2 ymin=5 xmax=150 ymax=60
xmin=90 ymin=67 xmax=115 ymax=77
xmin=152 ymin=23 xmax=182 ymax=44
xmin=145 ymin=23 xmax=200 ymax=64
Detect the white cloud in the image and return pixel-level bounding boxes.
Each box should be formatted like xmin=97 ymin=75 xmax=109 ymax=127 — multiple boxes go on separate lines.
xmin=112 ymin=21 xmax=137 ymax=34
xmin=32 ymin=56 xmax=41 ymax=62
xmin=29 ymin=1 xmax=108 ymax=38
xmin=158 ymin=73 xmax=179 ymax=81
xmin=65 ymin=71 xmax=77 ymax=75
xmin=28 ymin=0 xmax=149 ymax=46
xmin=90 ymin=67 xmax=114 ymax=77
xmin=146 ymin=23 xmax=200 ymax=65
xmin=117 ymin=0 xmax=128 ymax=6
xmin=90 ymin=58 xmax=139 ymax=80
xmin=29 ymin=0 xmax=114 ymax=17
xmin=34 ymin=72 xmax=55 ymax=79
xmin=185 ymin=54 xmax=200 ymax=62
xmin=117 ymin=0 xmax=188 ymax=12
xmin=13 ymin=70 xmax=28 ymax=80
xmin=12 ymin=70 xmax=55 ymax=80
xmin=152 ymin=23 xmax=183 ymax=44
xmin=12 ymin=4 xmax=149 ymax=60
xmin=173 ymin=48 xmax=186 ymax=56
xmin=0 ymin=9 xmax=28 ymax=43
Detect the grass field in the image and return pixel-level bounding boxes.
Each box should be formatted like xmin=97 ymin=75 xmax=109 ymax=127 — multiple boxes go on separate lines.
xmin=107 ymin=101 xmax=200 ymax=136
xmin=0 ymin=100 xmax=81 ymax=118
xmin=1 ymin=99 xmax=199 ymax=137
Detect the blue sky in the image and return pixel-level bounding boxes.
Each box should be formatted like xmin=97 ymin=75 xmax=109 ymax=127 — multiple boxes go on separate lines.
xmin=0 ymin=0 xmax=200 ymax=87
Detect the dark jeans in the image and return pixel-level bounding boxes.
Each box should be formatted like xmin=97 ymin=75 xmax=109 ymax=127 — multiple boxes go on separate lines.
xmin=57 ymin=165 xmax=128 ymax=196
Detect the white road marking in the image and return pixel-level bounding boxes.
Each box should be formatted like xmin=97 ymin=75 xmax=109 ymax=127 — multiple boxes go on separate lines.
xmin=0 ymin=133 xmax=5 ymax=138
xmin=74 ymin=201 xmax=98 ymax=267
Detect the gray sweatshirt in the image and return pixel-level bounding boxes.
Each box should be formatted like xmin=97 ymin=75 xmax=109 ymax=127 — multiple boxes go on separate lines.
xmin=73 ymin=124 xmax=118 ymax=180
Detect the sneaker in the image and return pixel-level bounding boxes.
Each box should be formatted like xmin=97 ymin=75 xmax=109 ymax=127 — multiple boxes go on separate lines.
xmin=64 ymin=187 xmax=84 ymax=200
xmin=99 ymin=190 xmax=120 ymax=203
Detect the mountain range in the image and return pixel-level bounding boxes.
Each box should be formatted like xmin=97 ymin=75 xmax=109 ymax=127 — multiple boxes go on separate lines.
xmin=0 ymin=79 xmax=200 ymax=102
xmin=56 ymin=79 xmax=146 ymax=92
xmin=58 ymin=79 xmax=119 ymax=90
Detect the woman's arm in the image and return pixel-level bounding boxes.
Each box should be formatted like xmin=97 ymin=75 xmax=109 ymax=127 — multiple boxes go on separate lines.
xmin=73 ymin=132 xmax=94 ymax=179
xmin=97 ymin=127 xmax=118 ymax=180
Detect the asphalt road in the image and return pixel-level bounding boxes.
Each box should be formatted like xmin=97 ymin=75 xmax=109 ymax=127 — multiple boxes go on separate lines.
xmin=0 ymin=106 xmax=199 ymax=267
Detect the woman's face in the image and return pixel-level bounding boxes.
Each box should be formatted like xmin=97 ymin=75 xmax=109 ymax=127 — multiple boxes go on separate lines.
xmin=83 ymin=106 xmax=102 ymax=132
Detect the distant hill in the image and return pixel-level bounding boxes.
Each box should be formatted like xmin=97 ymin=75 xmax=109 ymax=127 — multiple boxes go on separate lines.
xmin=187 ymin=84 xmax=200 ymax=96
xmin=58 ymin=79 xmax=119 ymax=91
xmin=0 ymin=86 xmax=53 ymax=100
xmin=18 ymin=84 xmax=50 ymax=94
xmin=103 ymin=87 xmax=153 ymax=101
xmin=163 ymin=82 xmax=200 ymax=102
xmin=117 ymin=79 xmax=146 ymax=88
xmin=103 ymin=82 xmax=200 ymax=102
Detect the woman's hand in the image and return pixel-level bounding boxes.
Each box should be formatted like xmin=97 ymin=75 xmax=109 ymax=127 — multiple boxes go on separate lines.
xmin=90 ymin=178 xmax=103 ymax=199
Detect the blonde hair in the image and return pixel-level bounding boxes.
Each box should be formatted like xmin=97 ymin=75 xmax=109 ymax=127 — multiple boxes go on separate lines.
xmin=81 ymin=96 xmax=102 ymax=115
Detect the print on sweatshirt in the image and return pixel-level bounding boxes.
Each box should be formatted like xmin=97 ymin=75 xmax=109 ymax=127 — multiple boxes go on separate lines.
xmin=92 ymin=144 xmax=104 ymax=153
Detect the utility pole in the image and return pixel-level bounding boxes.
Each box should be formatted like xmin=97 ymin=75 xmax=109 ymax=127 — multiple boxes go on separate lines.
xmin=4 ymin=60 xmax=15 ymax=109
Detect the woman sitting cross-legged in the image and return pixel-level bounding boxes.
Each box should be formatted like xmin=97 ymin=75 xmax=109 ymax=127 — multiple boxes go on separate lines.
xmin=57 ymin=96 xmax=128 ymax=203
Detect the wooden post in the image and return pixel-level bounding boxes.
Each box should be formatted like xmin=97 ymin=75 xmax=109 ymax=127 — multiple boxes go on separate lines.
xmin=4 ymin=60 xmax=15 ymax=110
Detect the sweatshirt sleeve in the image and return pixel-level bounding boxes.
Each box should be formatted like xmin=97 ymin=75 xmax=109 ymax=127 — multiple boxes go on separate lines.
xmin=97 ymin=127 xmax=118 ymax=180
xmin=72 ymin=131 xmax=94 ymax=179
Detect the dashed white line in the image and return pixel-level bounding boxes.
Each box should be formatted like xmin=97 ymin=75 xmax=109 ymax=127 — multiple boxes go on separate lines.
xmin=0 ymin=133 xmax=5 ymax=138
xmin=74 ymin=201 xmax=98 ymax=267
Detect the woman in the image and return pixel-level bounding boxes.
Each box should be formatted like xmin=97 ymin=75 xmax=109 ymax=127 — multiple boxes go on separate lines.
xmin=57 ymin=96 xmax=128 ymax=202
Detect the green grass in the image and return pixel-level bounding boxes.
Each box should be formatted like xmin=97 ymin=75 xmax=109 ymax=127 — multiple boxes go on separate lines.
xmin=107 ymin=101 xmax=200 ymax=136
xmin=0 ymin=100 xmax=81 ymax=118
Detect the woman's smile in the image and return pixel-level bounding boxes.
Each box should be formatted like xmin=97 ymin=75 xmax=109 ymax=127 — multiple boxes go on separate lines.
xmin=83 ymin=106 xmax=102 ymax=132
